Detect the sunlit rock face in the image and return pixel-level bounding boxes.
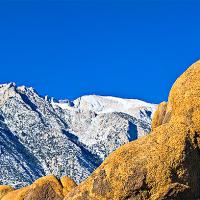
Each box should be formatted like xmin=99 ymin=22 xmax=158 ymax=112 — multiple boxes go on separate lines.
xmin=1 ymin=175 xmax=76 ymax=200
xmin=0 ymin=83 xmax=156 ymax=188
xmin=64 ymin=60 xmax=200 ymax=200
xmin=151 ymin=101 xmax=167 ymax=130
xmin=0 ymin=186 xmax=14 ymax=199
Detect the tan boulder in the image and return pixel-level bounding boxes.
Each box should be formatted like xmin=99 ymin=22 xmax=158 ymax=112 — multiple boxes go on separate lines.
xmin=2 ymin=175 xmax=64 ymax=200
xmin=64 ymin=60 xmax=200 ymax=199
xmin=151 ymin=101 xmax=167 ymax=130
xmin=0 ymin=186 xmax=14 ymax=199
xmin=1 ymin=175 xmax=77 ymax=200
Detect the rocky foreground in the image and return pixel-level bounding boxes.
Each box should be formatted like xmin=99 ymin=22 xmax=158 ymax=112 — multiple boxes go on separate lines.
xmin=0 ymin=175 xmax=77 ymax=200
xmin=1 ymin=60 xmax=200 ymax=199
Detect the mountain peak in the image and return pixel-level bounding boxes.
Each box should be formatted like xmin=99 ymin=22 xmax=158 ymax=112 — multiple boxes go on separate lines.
xmin=72 ymin=94 xmax=156 ymax=119
xmin=0 ymin=82 xmax=16 ymax=90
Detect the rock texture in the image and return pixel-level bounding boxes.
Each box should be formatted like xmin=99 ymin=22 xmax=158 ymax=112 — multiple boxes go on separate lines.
xmin=2 ymin=175 xmax=63 ymax=200
xmin=0 ymin=175 xmax=76 ymax=200
xmin=1 ymin=175 xmax=76 ymax=200
xmin=60 ymin=176 xmax=77 ymax=197
xmin=64 ymin=60 xmax=200 ymax=199
xmin=151 ymin=101 xmax=167 ymax=130
xmin=0 ymin=83 xmax=156 ymax=187
xmin=0 ymin=186 xmax=13 ymax=199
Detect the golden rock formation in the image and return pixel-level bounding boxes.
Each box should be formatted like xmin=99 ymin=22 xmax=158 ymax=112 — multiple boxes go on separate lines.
xmin=151 ymin=101 xmax=167 ymax=130
xmin=60 ymin=176 xmax=77 ymax=197
xmin=1 ymin=175 xmax=76 ymax=200
xmin=0 ymin=186 xmax=14 ymax=199
xmin=64 ymin=60 xmax=200 ymax=199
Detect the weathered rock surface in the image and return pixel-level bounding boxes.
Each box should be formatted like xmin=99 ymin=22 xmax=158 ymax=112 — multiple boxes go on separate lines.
xmin=60 ymin=176 xmax=77 ymax=197
xmin=0 ymin=186 xmax=13 ymax=199
xmin=151 ymin=101 xmax=167 ymax=130
xmin=64 ymin=60 xmax=200 ymax=199
xmin=1 ymin=175 xmax=76 ymax=200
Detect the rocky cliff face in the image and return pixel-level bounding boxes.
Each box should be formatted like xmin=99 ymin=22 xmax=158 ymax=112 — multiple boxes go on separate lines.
xmin=63 ymin=60 xmax=200 ymax=199
xmin=0 ymin=83 xmax=156 ymax=188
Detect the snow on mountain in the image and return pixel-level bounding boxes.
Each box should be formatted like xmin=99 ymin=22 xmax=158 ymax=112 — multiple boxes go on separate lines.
xmin=0 ymin=83 xmax=156 ymax=188
xmin=0 ymin=111 xmax=44 ymax=188
xmin=73 ymin=95 xmax=154 ymax=115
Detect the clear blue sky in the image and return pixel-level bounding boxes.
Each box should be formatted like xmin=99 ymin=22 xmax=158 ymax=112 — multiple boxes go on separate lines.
xmin=0 ymin=0 xmax=199 ymax=103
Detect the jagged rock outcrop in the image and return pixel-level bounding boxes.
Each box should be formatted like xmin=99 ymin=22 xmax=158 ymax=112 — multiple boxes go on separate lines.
xmin=1 ymin=175 xmax=76 ymax=200
xmin=0 ymin=83 xmax=156 ymax=187
xmin=64 ymin=60 xmax=200 ymax=199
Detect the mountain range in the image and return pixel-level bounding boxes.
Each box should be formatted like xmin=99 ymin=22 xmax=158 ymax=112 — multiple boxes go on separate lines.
xmin=0 ymin=82 xmax=156 ymax=188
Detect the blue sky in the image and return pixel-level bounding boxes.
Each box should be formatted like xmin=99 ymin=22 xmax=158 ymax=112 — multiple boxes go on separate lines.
xmin=0 ymin=0 xmax=199 ymax=103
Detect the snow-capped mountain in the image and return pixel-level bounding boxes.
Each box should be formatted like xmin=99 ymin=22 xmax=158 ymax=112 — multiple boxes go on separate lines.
xmin=0 ymin=83 xmax=156 ymax=188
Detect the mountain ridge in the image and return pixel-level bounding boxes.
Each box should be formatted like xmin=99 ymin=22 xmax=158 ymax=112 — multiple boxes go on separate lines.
xmin=0 ymin=82 xmax=156 ymax=188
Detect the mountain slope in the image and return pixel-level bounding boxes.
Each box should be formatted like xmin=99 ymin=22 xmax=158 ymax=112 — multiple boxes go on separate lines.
xmin=0 ymin=83 xmax=156 ymax=187
xmin=0 ymin=111 xmax=44 ymax=188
